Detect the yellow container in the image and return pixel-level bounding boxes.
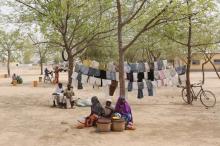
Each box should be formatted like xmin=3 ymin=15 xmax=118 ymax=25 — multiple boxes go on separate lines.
xmin=33 ymin=81 xmax=38 ymax=87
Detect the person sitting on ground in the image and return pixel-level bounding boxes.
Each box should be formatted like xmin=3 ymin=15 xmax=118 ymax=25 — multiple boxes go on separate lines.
xmin=103 ymin=99 xmax=114 ymax=118
xmin=16 ymin=75 xmax=23 ymax=84
xmin=63 ymin=84 xmax=75 ymax=109
xmin=52 ymin=83 xmax=64 ymax=107
xmin=115 ymin=97 xmax=135 ymax=130
xmin=85 ymin=96 xmax=105 ymax=127
xmin=11 ymin=73 xmax=23 ymax=84
xmin=77 ymin=96 xmax=104 ymax=128
xmin=11 ymin=73 xmax=17 ymax=84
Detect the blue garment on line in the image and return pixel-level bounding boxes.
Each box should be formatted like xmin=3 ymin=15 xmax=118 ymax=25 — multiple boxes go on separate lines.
xmin=128 ymin=81 xmax=133 ymax=92
xmin=106 ymin=71 xmax=116 ymax=81
xmin=145 ymin=80 xmax=153 ymax=96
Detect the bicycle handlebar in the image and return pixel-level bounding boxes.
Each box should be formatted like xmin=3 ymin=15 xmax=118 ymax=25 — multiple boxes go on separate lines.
xmin=177 ymin=81 xmax=203 ymax=88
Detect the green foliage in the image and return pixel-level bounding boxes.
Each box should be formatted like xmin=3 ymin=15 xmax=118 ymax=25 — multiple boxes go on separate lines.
xmin=0 ymin=29 xmax=23 ymax=63
xmin=3 ymin=0 xmax=220 ymax=65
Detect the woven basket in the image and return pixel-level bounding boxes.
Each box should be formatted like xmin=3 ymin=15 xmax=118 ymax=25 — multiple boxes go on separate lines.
xmin=96 ymin=118 xmax=111 ymax=132
xmin=111 ymin=119 xmax=125 ymax=132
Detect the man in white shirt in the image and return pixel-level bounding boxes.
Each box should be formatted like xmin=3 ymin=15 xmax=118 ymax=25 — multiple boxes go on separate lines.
xmin=52 ymin=83 xmax=64 ymax=107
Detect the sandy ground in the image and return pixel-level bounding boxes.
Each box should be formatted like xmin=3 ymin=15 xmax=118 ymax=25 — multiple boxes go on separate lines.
xmin=0 ymin=66 xmax=219 ymax=146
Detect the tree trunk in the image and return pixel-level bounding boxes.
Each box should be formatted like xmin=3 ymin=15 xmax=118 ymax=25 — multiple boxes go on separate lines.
xmin=68 ymin=54 xmax=74 ymax=85
xmin=172 ymin=59 xmax=175 ymax=67
xmin=40 ymin=58 xmax=43 ymax=75
xmin=7 ymin=50 xmax=11 ymax=76
xmin=117 ymin=0 xmax=126 ymax=98
xmin=186 ymin=0 xmax=192 ymax=104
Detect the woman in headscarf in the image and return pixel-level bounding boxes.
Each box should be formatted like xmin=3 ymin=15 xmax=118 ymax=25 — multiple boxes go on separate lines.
xmin=84 ymin=96 xmax=105 ymax=127
xmin=115 ymin=97 xmax=135 ymax=129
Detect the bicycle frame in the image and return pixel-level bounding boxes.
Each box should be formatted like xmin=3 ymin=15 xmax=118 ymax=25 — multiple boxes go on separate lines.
xmin=190 ymin=86 xmax=204 ymax=99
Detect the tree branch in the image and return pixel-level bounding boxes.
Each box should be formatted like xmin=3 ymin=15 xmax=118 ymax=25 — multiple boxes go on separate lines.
xmin=122 ymin=0 xmax=147 ymax=26
xmin=123 ymin=0 xmax=173 ymax=52
xmin=15 ymin=0 xmax=46 ymax=16
xmin=163 ymin=34 xmax=187 ymax=46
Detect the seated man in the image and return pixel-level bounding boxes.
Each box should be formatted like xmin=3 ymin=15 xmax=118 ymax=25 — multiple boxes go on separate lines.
xmin=63 ymin=84 xmax=75 ymax=109
xmin=52 ymin=83 xmax=64 ymax=107
xmin=11 ymin=73 xmax=17 ymax=84
xmin=11 ymin=73 xmax=23 ymax=84
xmin=103 ymin=99 xmax=114 ymax=118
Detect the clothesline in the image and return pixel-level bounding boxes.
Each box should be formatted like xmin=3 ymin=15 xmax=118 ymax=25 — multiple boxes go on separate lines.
xmin=72 ymin=60 xmax=186 ymax=98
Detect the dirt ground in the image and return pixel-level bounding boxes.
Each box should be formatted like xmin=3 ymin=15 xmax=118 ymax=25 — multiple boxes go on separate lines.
xmin=0 ymin=66 xmax=219 ymax=146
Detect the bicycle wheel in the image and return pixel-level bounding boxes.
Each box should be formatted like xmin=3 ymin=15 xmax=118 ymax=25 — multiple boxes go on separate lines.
xmin=181 ymin=88 xmax=193 ymax=104
xmin=200 ymin=90 xmax=216 ymax=107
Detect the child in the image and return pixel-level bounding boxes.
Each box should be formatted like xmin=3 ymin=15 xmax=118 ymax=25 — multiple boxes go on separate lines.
xmin=104 ymin=99 xmax=114 ymax=118
xmin=63 ymin=84 xmax=75 ymax=109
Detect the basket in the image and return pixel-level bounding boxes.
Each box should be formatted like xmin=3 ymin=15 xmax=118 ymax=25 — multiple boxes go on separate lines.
xmin=96 ymin=118 xmax=111 ymax=132
xmin=111 ymin=119 xmax=125 ymax=132
xmin=33 ymin=81 xmax=38 ymax=87
xmin=12 ymin=80 xmax=17 ymax=86
xmin=39 ymin=77 xmax=42 ymax=82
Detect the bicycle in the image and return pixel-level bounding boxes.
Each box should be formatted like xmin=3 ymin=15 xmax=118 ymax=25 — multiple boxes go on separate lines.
xmin=178 ymin=81 xmax=216 ymax=107
xmin=44 ymin=71 xmax=54 ymax=83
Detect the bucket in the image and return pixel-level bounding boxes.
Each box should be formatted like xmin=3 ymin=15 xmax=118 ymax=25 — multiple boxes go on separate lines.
xmin=96 ymin=118 xmax=111 ymax=132
xmin=12 ymin=80 xmax=17 ymax=86
xmin=39 ymin=77 xmax=42 ymax=82
xmin=4 ymin=74 xmax=8 ymax=78
xmin=111 ymin=119 xmax=125 ymax=132
xmin=33 ymin=81 xmax=38 ymax=87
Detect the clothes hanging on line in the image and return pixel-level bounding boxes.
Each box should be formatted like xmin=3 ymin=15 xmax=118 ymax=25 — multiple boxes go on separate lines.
xmin=72 ymin=59 xmax=180 ymax=97
xmin=137 ymin=72 xmax=145 ymax=82
xmin=175 ymin=65 xmax=186 ymax=75
xmin=109 ymin=80 xmax=118 ymax=96
xmin=137 ymin=82 xmax=144 ymax=99
xmin=148 ymin=69 xmax=154 ymax=81
xmin=77 ymin=72 xmax=83 ymax=89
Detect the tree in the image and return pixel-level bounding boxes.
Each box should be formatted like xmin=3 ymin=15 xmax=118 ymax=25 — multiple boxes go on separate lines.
xmin=0 ymin=29 xmax=22 ymax=76
xmin=22 ymin=40 xmax=34 ymax=64
xmin=163 ymin=0 xmax=220 ymax=103
xmin=116 ymin=0 xmax=176 ymax=97
xmin=28 ymin=33 xmax=50 ymax=75
xmin=15 ymin=0 xmax=115 ymax=85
